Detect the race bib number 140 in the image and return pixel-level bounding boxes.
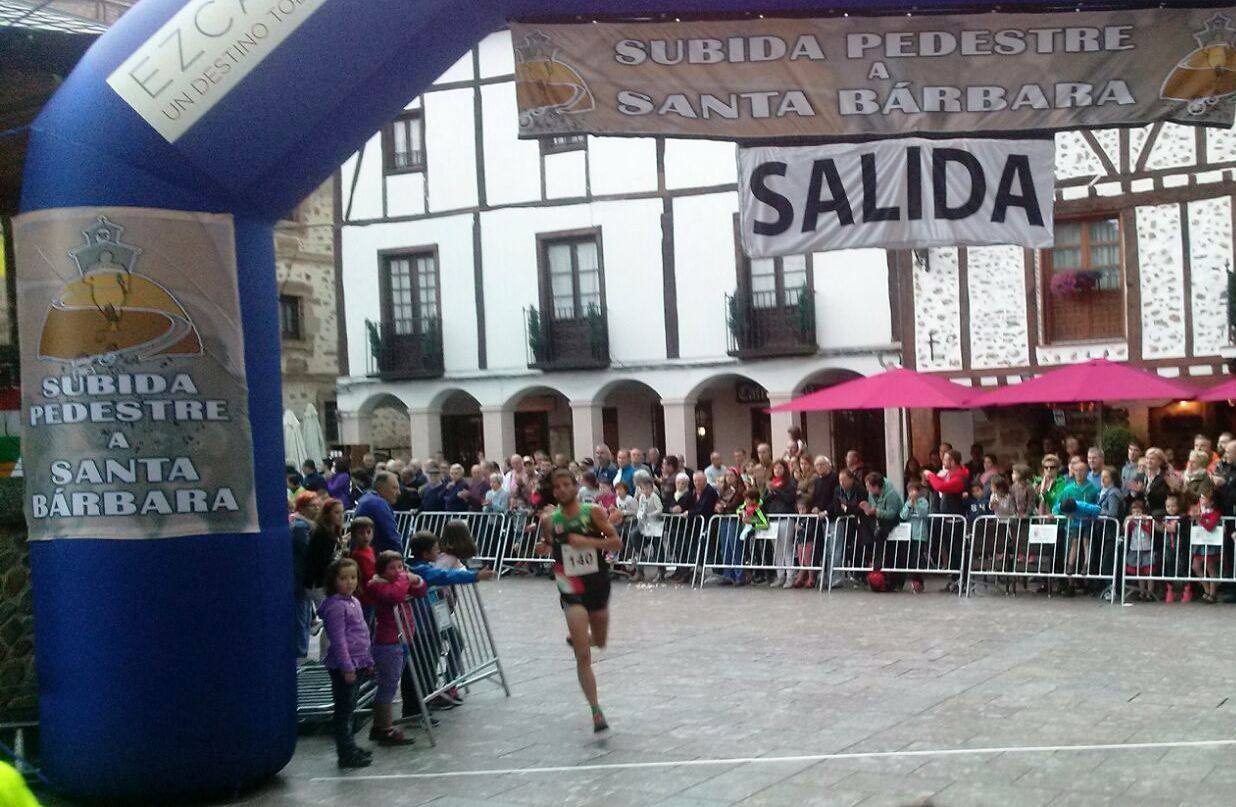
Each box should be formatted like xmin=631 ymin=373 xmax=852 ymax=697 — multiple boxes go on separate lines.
xmin=561 ymin=543 xmax=600 ymax=576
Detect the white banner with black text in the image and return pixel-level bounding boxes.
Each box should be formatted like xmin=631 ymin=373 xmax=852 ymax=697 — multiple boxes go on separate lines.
xmin=738 ymin=138 xmax=1055 ymax=257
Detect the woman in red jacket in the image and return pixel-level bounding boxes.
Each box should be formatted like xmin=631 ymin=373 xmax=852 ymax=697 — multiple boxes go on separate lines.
xmin=921 ymin=449 xmax=969 ymax=591
xmin=366 ymin=550 xmax=427 ymax=745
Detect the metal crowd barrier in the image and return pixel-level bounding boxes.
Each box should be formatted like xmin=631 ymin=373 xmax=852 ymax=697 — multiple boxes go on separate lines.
xmin=696 ymin=514 xmax=827 ymax=587
xmin=411 ymin=511 xmax=508 ymax=567
xmin=295 ymin=662 xmax=377 ymax=724
xmin=495 ymin=509 xmax=555 ymax=577
xmin=966 ymin=515 xmax=1121 ymax=598
xmin=829 ymin=514 xmax=968 ymax=594
xmin=394 ymin=583 xmax=510 ymax=745
xmin=619 ymin=514 xmax=705 ymax=584
xmin=1120 ymin=515 xmax=1234 ymax=604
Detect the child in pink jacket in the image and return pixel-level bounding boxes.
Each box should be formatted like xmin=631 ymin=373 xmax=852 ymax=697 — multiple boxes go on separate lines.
xmin=365 ymin=550 xmax=428 ymax=745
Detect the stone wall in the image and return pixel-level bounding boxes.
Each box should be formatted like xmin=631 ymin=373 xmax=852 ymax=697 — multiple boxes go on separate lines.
xmin=276 ymin=179 xmax=340 ymax=431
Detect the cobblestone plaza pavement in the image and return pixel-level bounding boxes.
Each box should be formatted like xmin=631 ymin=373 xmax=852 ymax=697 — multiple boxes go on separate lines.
xmin=241 ymin=580 xmax=1235 ymax=807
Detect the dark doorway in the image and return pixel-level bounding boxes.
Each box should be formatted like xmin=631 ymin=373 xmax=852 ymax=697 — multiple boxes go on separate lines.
xmin=514 ymin=411 xmax=550 ymax=457
xmin=694 ymin=401 xmax=713 ymax=470
xmin=442 ymin=414 xmax=483 ymax=466
xmin=651 ymin=402 xmax=666 ymax=454
xmin=750 ymin=408 xmax=771 ymax=454
xmin=832 ymin=410 xmax=886 ymax=474
xmin=602 ymin=406 xmax=619 ymax=453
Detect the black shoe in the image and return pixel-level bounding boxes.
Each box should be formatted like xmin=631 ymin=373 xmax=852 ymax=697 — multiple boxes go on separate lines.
xmin=403 ymin=712 xmax=440 ymax=727
xmin=338 ymin=751 xmax=372 ymax=769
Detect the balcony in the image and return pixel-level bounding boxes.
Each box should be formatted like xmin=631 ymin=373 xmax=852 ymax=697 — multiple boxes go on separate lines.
xmin=725 ymin=289 xmax=817 ymax=359
xmin=525 ymin=305 xmax=610 ymax=371
xmin=366 ymin=319 xmax=444 ymax=380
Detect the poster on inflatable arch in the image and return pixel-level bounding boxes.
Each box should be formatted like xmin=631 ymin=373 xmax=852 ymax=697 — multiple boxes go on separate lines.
xmin=13 ymin=208 xmax=259 ymax=540
xmin=512 ymin=6 xmax=1236 ymax=139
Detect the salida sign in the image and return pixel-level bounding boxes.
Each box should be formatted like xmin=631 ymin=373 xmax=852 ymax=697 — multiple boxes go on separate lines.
xmin=738 ymin=138 xmax=1055 ymax=257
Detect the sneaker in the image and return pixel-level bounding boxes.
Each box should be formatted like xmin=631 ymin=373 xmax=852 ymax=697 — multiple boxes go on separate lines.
xmin=1181 ymin=584 xmax=1194 ymax=603
xmin=429 ymin=695 xmax=458 ymax=710
xmin=338 ymin=751 xmax=372 ymax=769
xmin=445 ymin=688 xmax=465 ymax=706
xmin=910 ymin=579 xmax=923 ymax=594
xmin=369 ymin=727 xmax=416 ymax=746
xmin=592 ymin=710 xmax=609 ymax=733
xmin=1164 ymin=584 xmax=1176 ymax=603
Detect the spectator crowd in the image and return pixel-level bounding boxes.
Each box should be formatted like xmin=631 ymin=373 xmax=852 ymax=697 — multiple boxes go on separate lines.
xmin=282 ymin=428 xmax=1236 ymax=766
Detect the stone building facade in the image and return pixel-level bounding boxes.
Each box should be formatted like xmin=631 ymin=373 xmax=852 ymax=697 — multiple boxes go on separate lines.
xmin=904 ymin=125 xmax=1236 ymax=464
xmin=275 ymin=179 xmax=341 ymax=448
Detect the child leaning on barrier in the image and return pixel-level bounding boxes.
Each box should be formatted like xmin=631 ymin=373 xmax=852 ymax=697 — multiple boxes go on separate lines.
xmin=407 ymin=531 xmax=496 ymax=710
xmin=437 ymin=519 xmax=480 ymax=570
xmin=366 ymin=550 xmax=427 ymax=747
xmin=610 ymin=480 xmax=637 ymax=527
xmin=1191 ymin=490 xmax=1222 ymax=603
xmin=1124 ymin=495 xmax=1155 ymax=601
xmin=899 ymin=480 xmax=931 ymax=593
xmin=1161 ymin=493 xmax=1191 ymax=603
xmin=1009 ymin=465 xmax=1038 ymax=518
xmin=318 ymin=557 xmax=374 ymax=769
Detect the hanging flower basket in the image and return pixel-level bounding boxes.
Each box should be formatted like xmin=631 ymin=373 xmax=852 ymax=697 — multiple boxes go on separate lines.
xmin=1051 ymin=269 xmax=1103 ymax=296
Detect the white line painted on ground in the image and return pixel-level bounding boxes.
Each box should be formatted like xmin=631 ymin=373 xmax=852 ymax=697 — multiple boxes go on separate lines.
xmin=311 ymin=737 xmax=1236 ymax=783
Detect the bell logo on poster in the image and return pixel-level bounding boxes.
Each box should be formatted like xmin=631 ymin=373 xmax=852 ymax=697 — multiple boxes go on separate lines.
xmin=514 ymin=31 xmax=595 ymax=133
xmin=1162 ymin=13 xmax=1236 ymax=115
xmin=37 ymin=218 xmax=202 ymax=365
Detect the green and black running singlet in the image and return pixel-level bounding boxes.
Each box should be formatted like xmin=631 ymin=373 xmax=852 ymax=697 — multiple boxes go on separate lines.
xmin=550 ymin=503 xmax=611 ymax=612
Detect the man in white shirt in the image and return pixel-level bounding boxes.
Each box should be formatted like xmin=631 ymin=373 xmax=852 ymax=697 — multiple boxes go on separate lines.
xmin=704 ymin=452 xmax=726 ymax=488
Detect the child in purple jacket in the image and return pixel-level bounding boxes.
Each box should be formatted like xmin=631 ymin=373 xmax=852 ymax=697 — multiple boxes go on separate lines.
xmin=318 ymin=557 xmax=374 ymax=768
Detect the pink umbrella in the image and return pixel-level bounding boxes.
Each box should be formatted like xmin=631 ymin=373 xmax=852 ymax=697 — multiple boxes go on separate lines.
xmin=967 ymin=358 xmax=1199 ymax=406
xmin=1198 ymin=375 xmax=1236 ymax=402
xmin=769 ymin=367 xmax=974 ymax=412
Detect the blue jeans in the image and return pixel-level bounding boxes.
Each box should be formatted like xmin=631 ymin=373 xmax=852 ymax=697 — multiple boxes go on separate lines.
xmin=295 ymin=588 xmax=312 ymax=659
xmin=329 ymin=668 xmax=360 ymax=756
xmin=719 ymin=519 xmax=743 ymax=581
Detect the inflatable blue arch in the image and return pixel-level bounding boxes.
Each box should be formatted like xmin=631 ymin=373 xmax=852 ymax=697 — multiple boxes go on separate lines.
xmin=22 ymin=0 xmax=1078 ymax=799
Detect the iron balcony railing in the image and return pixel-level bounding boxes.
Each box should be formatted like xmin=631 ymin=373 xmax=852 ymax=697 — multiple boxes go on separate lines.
xmin=725 ymin=289 xmax=817 ymax=359
xmin=524 ymin=304 xmax=610 ymax=371
xmin=366 ymin=318 xmax=444 ymax=380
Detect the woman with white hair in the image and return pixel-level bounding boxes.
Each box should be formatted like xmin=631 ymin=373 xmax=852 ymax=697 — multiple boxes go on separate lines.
xmin=632 ymin=470 xmax=663 ymax=583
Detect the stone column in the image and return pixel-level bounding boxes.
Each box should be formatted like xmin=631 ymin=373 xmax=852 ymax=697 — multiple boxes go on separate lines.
xmin=569 ymin=400 xmax=606 ymax=461
xmin=661 ymin=398 xmax=697 ymax=464
xmin=884 ymin=407 xmax=906 ymax=493
xmin=481 ymin=405 xmax=516 ymax=463
xmin=768 ymin=393 xmax=796 ymax=456
xmin=408 ymin=407 xmax=442 ymax=460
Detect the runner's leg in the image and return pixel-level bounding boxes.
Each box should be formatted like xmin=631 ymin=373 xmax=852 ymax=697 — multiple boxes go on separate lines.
xmin=564 ymin=604 xmax=599 ymax=708
xmin=588 ymin=607 xmax=609 ymax=649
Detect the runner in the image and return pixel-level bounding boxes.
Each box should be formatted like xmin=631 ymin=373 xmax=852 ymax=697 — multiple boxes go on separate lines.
xmin=538 ymin=468 xmax=623 ymax=732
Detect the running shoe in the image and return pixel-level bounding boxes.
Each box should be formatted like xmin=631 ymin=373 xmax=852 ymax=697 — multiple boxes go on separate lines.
xmin=338 ymin=750 xmax=372 ymax=769
xmin=592 ymin=710 xmax=609 ymax=733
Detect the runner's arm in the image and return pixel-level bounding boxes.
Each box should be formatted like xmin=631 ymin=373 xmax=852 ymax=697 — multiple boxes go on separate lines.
xmin=565 ymin=508 xmax=623 ymax=553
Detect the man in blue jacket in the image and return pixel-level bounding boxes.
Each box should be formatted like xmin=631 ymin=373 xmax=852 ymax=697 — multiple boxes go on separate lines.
xmin=354 ymin=471 xmax=404 ymax=555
